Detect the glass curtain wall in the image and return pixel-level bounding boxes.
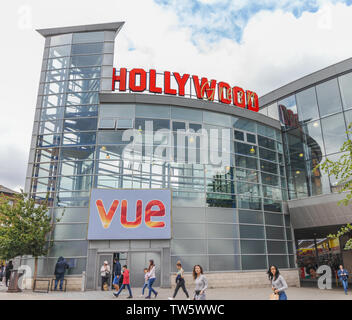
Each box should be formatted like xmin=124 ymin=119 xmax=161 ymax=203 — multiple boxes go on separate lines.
xmin=29 ymin=31 xmax=109 ymax=275
xmin=96 ymin=104 xmax=294 ymax=272
xmin=261 ymin=72 xmax=352 ymax=199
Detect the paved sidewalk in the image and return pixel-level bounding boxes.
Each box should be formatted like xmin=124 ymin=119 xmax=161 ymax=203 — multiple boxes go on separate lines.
xmin=0 ymin=284 xmax=350 ymax=300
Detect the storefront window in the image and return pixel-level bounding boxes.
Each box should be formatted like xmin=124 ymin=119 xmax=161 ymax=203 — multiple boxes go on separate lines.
xmin=321 ymin=113 xmax=347 ymax=155
xmin=338 ymin=72 xmax=352 ymax=110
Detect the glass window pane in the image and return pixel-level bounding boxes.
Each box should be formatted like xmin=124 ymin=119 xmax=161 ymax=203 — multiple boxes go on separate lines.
xmin=265 ymin=212 xmax=284 ymax=226
xmin=235 ymin=142 xmax=257 ymax=157
xmin=100 ymin=104 xmax=135 ymax=118
xmin=278 ymin=95 xmax=298 ymax=129
xmin=258 ymin=136 xmax=276 ymax=150
xmin=203 ymin=111 xmax=231 ymax=127
xmin=233 ymin=118 xmax=256 ymax=133
xmin=296 ymin=87 xmax=319 ymax=122
xmin=303 ymin=120 xmax=325 ymax=158
xmin=259 ymin=148 xmax=276 ymax=162
xmin=235 ymin=155 xmax=258 ymax=170
xmin=316 ymin=78 xmax=342 ymax=117
xmin=65 ymin=105 xmax=98 ymax=118
xmin=268 ymin=255 xmax=288 ymax=268
xmin=209 ymin=255 xmax=241 ymax=271
xmin=241 ymin=240 xmax=266 ymax=254
xmin=71 ymin=42 xmax=104 ymax=55
xmin=50 ymin=34 xmax=72 ymax=46
xmin=49 ymin=45 xmax=71 ymax=58
xmin=207 ymin=223 xmax=239 ymax=238
xmin=71 ymin=55 xmax=102 ymax=68
xmin=73 ymin=31 xmax=104 ymax=43
xmin=171 ymin=107 xmax=202 ymax=122
xmin=241 ymin=255 xmax=267 ymax=270
xmin=266 ymin=226 xmax=285 ymax=240
xmin=47 ymin=57 xmax=70 ymax=70
xmin=339 ymin=72 xmax=352 ymax=110
xmin=239 ymin=225 xmax=264 ymax=239
xmin=69 ymin=67 xmax=101 ymax=80
xmin=208 ymin=240 xmax=240 ymax=254
xmin=238 ymin=210 xmax=263 ymax=224
xmin=136 ymin=104 xmax=170 ymax=118
xmin=267 ymin=102 xmax=279 ymax=120
xmin=234 ymin=130 xmax=244 ymax=141
xmin=321 ymin=113 xmax=347 ymax=155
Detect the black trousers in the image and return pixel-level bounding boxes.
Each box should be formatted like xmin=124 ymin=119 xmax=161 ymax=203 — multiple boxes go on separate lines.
xmin=101 ymin=276 xmax=109 ymax=290
xmin=5 ymin=276 xmax=10 ymax=287
xmin=173 ymin=279 xmax=189 ymax=298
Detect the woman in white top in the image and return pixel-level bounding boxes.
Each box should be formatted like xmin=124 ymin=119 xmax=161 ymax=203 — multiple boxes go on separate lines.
xmin=100 ymin=261 xmax=111 ymax=291
xmin=145 ymin=259 xmax=158 ymax=299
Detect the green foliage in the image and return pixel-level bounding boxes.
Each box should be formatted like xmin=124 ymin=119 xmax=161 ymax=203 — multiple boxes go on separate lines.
xmin=0 ymin=192 xmax=61 ymax=260
xmin=318 ymin=123 xmax=352 ymax=206
xmin=318 ymin=123 xmax=352 ymax=250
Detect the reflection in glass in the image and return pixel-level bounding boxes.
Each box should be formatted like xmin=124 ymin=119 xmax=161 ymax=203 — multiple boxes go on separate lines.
xmin=338 ymin=72 xmax=352 ymax=110
xmin=296 ymin=87 xmax=319 ymax=122
xmin=278 ymin=95 xmax=298 ymax=129
xmin=316 ymin=78 xmax=342 ymax=117
xmin=321 ymin=113 xmax=347 ymax=155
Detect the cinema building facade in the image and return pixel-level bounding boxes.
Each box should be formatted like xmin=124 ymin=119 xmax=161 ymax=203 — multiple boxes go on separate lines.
xmin=21 ymin=22 xmax=352 ymax=290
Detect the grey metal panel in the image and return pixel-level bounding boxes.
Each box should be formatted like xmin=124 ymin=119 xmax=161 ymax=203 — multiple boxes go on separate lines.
xmin=86 ymin=248 xmax=98 ymax=290
xmin=162 ymin=247 xmax=171 ymax=288
xmin=150 ymin=240 xmax=170 ymax=248
xmin=288 ymin=193 xmax=352 ymax=229
xmin=260 ymin=57 xmax=352 ymax=107
xmin=108 ymin=240 xmax=130 ymax=250
xmin=130 ymin=240 xmax=151 ymax=249
xmin=36 ymin=21 xmax=125 ymax=38
xmin=99 ymin=93 xmax=281 ymax=130
xmin=89 ymin=240 xmax=109 ymax=249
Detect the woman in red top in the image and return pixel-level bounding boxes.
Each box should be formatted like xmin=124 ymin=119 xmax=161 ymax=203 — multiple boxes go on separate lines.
xmin=113 ymin=265 xmax=133 ymax=298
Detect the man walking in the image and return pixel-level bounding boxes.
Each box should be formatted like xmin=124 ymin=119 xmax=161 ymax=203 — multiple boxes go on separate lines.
xmin=112 ymin=258 xmax=121 ymax=290
xmin=337 ymin=264 xmax=349 ymax=295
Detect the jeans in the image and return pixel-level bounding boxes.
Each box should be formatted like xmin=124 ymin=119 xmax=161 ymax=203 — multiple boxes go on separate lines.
xmin=147 ymin=278 xmax=158 ymax=297
xmin=142 ymin=283 xmax=148 ymax=295
xmin=341 ymin=279 xmax=348 ymax=294
xmin=173 ymin=279 xmax=189 ymax=298
xmin=279 ymin=291 xmax=287 ymax=300
xmin=116 ymin=284 xmax=132 ymax=297
xmin=54 ymin=274 xmax=64 ymax=290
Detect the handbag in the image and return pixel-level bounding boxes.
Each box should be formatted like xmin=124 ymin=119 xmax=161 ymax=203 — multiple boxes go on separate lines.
xmin=269 ymin=293 xmax=279 ymax=300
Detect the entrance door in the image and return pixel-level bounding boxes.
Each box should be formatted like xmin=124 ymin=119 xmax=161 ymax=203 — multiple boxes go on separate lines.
xmin=129 ymin=251 xmax=161 ymax=288
xmin=97 ymin=253 xmax=113 ymax=290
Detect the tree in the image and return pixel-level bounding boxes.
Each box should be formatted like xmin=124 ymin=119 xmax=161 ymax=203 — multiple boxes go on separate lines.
xmin=317 ymin=123 xmax=352 ymax=250
xmin=0 ymin=192 xmax=61 ymax=288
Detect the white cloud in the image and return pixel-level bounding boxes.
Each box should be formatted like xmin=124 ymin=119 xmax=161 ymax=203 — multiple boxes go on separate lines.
xmin=0 ymin=0 xmax=352 ymax=190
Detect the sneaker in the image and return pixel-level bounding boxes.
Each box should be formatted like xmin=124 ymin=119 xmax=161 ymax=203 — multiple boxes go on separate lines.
xmin=168 ymin=297 xmax=174 ymax=300
xmin=154 ymin=292 xmax=158 ymax=298
xmin=140 ymin=294 xmax=144 ymax=297
xmin=113 ymin=292 xmax=119 ymax=298
xmin=127 ymin=296 xmax=133 ymax=299
xmin=145 ymin=296 xmax=151 ymax=299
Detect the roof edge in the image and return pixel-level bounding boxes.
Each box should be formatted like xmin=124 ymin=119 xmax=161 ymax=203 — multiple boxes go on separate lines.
xmin=36 ymin=21 xmax=125 ymax=38
xmin=259 ymin=56 xmax=352 ymax=107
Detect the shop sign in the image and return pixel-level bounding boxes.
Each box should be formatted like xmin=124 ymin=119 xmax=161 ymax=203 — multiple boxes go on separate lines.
xmin=87 ymin=189 xmax=171 ymax=240
xmin=112 ymin=67 xmax=259 ymax=112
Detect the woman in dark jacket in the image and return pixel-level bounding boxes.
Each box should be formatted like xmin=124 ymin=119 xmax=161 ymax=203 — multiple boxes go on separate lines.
xmin=5 ymin=261 xmax=13 ymax=287
xmin=54 ymin=257 xmax=69 ymax=291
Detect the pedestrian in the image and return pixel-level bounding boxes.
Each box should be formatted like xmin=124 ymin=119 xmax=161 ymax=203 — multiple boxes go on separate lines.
xmin=54 ymin=256 xmax=69 ymax=291
xmin=192 ymin=265 xmax=207 ymax=300
xmin=168 ymin=261 xmax=190 ymax=300
xmin=100 ymin=261 xmax=111 ymax=291
xmin=5 ymin=260 xmax=13 ymax=287
xmin=113 ymin=265 xmax=133 ymax=298
xmin=140 ymin=268 xmax=149 ymax=297
xmin=112 ymin=258 xmax=121 ymax=291
xmin=337 ymin=264 xmax=349 ymax=295
xmin=145 ymin=259 xmax=158 ymax=299
xmin=267 ymin=265 xmax=288 ymax=300
xmin=0 ymin=263 xmax=4 ymax=286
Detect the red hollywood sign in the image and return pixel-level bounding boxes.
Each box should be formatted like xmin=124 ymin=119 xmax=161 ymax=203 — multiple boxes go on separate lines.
xmin=112 ymin=67 xmax=259 ymax=112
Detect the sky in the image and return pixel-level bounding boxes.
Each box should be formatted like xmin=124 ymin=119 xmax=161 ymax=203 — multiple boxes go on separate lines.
xmin=1 ymin=0 xmax=352 ymax=191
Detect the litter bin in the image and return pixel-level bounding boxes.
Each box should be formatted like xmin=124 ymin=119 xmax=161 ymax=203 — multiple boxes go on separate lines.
xmin=7 ymin=270 xmax=25 ymax=293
